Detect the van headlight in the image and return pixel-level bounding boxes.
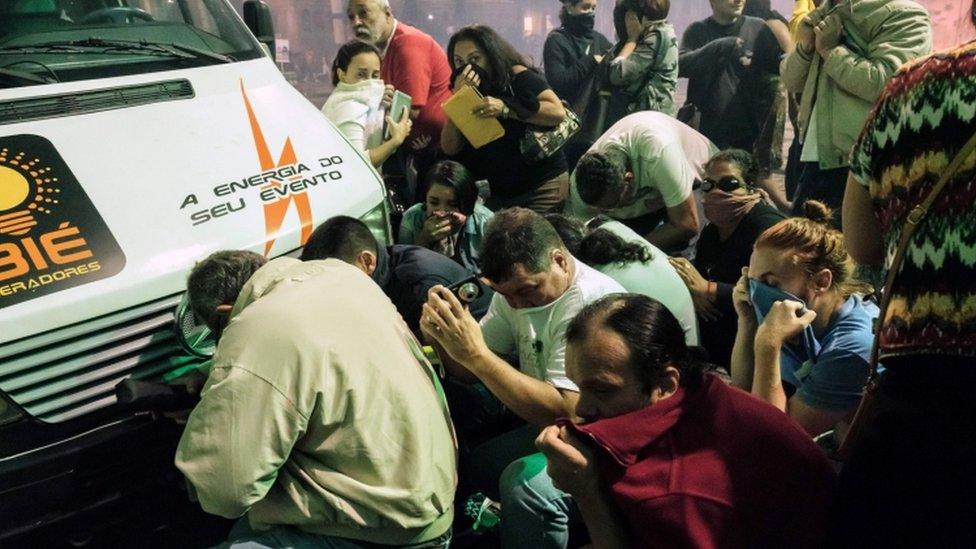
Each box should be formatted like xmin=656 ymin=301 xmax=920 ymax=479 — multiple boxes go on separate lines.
xmin=174 ymin=294 xmax=217 ymax=359
xmin=0 ymin=392 xmax=25 ymax=426
xmin=359 ymin=200 xmax=392 ymax=247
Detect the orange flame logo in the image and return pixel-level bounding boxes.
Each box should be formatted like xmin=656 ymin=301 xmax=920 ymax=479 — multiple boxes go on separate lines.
xmin=240 ymin=81 xmax=313 ymax=256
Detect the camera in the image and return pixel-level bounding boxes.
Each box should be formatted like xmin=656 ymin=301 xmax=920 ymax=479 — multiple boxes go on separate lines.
xmin=447 ymin=276 xmax=484 ymax=304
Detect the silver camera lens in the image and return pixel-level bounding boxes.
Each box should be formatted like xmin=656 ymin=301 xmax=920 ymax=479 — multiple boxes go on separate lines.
xmin=457 ymin=282 xmax=480 ymax=303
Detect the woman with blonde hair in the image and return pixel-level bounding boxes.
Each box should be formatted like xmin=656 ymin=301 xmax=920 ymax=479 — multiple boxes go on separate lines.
xmin=730 ymin=200 xmax=877 ymax=437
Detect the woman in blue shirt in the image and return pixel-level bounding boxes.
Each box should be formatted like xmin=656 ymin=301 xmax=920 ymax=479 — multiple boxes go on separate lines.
xmin=398 ymin=160 xmax=494 ymax=272
xmin=730 ymin=200 xmax=877 ymax=437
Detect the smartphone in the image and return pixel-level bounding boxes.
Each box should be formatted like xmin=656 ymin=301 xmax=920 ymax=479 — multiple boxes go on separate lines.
xmin=447 ymin=276 xmax=484 ymax=304
xmin=386 ymin=90 xmax=412 ymax=139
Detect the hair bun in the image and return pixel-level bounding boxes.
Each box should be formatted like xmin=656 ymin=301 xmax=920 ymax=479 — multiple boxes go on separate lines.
xmin=801 ymin=200 xmax=833 ymax=225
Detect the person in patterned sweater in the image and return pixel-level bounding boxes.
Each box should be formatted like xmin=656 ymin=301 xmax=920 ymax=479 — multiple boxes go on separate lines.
xmin=840 ymin=21 xmax=976 ymax=545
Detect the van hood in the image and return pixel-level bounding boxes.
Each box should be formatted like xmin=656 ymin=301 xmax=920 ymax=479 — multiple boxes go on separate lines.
xmin=0 ymin=59 xmax=384 ymax=344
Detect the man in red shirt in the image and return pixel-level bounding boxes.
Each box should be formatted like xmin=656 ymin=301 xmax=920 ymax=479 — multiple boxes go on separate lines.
xmin=522 ymin=294 xmax=835 ymax=548
xmin=346 ymin=0 xmax=451 ymax=173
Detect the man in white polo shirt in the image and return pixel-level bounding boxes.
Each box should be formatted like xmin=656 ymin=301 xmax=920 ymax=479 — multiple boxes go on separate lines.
xmin=422 ymin=208 xmax=623 ymax=497
xmin=566 ymin=111 xmax=717 ymax=252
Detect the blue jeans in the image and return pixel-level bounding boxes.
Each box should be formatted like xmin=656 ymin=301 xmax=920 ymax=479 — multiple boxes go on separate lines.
xmin=217 ymin=518 xmax=451 ymax=549
xmin=499 ymin=453 xmax=579 ymax=549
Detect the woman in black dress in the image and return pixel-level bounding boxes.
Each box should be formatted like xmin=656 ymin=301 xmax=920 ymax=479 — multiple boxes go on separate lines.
xmin=669 ymin=149 xmax=785 ymax=367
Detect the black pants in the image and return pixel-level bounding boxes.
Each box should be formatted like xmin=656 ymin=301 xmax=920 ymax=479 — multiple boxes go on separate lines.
xmin=835 ymin=356 xmax=976 ymax=547
xmin=791 ymin=162 xmax=848 ymax=226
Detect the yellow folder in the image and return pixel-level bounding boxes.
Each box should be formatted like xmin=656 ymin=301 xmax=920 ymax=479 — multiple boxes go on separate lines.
xmin=442 ymin=85 xmax=505 ymax=149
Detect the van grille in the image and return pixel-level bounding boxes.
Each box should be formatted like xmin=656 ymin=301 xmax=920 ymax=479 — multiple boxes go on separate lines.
xmin=0 ymin=79 xmax=194 ymax=125
xmin=0 ymin=294 xmax=183 ymax=423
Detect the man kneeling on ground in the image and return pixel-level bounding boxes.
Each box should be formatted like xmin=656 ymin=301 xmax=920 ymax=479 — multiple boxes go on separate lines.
xmin=517 ymin=294 xmax=834 ymax=548
xmin=175 ymin=251 xmax=456 ymax=548
xmin=421 ymin=208 xmax=623 ymax=498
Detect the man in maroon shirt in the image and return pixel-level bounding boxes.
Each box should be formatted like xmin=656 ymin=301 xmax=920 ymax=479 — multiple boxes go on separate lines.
xmin=531 ymin=294 xmax=835 ymax=548
xmin=346 ymin=0 xmax=451 ymax=166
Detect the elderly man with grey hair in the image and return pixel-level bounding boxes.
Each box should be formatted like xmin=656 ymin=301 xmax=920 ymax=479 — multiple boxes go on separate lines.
xmin=176 ymin=250 xmax=456 ymax=548
xmin=345 ymin=0 xmax=452 ymax=196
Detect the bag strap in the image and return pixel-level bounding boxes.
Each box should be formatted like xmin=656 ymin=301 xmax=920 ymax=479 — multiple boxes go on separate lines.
xmin=628 ymin=26 xmax=667 ymax=108
xmin=867 ymin=129 xmax=976 ymax=375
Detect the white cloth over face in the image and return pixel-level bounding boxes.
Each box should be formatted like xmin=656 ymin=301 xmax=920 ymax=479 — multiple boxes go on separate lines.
xmin=321 ymin=79 xmax=386 ymax=152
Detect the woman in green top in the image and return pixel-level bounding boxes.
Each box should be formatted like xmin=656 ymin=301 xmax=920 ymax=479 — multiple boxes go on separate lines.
xmin=546 ymin=214 xmax=698 ymax=345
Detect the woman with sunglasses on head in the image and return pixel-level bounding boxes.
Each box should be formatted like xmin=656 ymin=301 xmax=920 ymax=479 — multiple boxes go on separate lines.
xmin=398 ymin=160 xmax=494 ymax=272
xmin=730 ymin=200 xmax=877 ymax=438
xmin=669 ymin=149 xmax=785 ymax=367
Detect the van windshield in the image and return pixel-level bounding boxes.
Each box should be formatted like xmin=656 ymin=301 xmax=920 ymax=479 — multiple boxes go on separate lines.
xmin=0 ymin=0 xmax=264 ymax=88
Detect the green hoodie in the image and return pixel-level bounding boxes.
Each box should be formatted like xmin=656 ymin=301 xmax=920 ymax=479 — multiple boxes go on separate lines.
xmin=781 ymin=0 xmax=932 ymax=169
xmin=175 ymin=258 xmax=456 ymax=545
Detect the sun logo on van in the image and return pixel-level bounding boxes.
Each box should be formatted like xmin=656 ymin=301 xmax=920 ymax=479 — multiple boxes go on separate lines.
xmin=0 ymin=148 xmax=62 ymax=236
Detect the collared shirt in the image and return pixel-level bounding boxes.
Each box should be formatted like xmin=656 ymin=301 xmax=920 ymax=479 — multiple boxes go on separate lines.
xmin=565 ymin=375 xmax=835 ymax=548
xmin=479 ymin=259 xmax=623 ymax=391
xmin=379 ymin=19 xmax=398 ymax=59
xmin=398 ymin=202 xmax=495 ymax=273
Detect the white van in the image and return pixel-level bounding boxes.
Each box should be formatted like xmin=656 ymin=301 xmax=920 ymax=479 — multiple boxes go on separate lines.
xmin=0 ymin=1 xmax=390 ymax=544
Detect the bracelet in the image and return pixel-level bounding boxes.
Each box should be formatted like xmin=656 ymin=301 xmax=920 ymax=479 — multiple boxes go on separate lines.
xmin=501 ymin=105 xmax=511 ymax=119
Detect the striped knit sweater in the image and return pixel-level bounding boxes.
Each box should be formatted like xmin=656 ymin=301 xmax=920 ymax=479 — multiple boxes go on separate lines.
xmin=850 ymin=39 xmax=976 ymax=359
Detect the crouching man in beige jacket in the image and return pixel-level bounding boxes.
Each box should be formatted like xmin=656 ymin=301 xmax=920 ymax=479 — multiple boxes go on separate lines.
xmin=175 ymin=251 xmax=456 ymax=548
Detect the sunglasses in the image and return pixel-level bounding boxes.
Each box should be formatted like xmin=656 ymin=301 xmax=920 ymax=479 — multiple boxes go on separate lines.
xmin=701 ymin=176 xmax=747 ymax=193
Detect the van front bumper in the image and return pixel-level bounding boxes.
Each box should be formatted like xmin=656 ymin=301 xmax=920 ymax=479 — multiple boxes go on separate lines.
xmin=0 ymin=412 xmax=230 ymax=547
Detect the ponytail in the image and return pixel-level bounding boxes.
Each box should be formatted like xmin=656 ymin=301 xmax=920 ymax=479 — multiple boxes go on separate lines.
xmin=755 ymin=201 xmax=873 ymax=298
xmin=577 ymin=228 xmax=652 ymax=267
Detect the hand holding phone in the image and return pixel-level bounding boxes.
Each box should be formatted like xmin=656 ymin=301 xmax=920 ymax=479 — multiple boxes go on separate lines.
xmin=386 ymin=90 xmax=412 ymax=140
xmin=447 ymin=276 xmax=484 ymax=305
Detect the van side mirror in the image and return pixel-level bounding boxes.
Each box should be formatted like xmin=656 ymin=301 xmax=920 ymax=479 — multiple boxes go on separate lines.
xmin=243 ymin=0 xmax=275 ymax=56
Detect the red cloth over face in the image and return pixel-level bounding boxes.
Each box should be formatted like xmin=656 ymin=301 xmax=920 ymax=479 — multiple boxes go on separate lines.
xmin=564 ymin=375 xmax=836 ymax=549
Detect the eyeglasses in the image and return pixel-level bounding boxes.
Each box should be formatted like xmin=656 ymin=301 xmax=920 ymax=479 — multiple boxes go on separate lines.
xmin=701 ymin=176 xmax=745 ymax=193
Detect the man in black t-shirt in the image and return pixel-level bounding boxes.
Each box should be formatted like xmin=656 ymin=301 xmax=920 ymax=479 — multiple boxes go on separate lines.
xmin=678 ymin=0 xmax=768 ymax=151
